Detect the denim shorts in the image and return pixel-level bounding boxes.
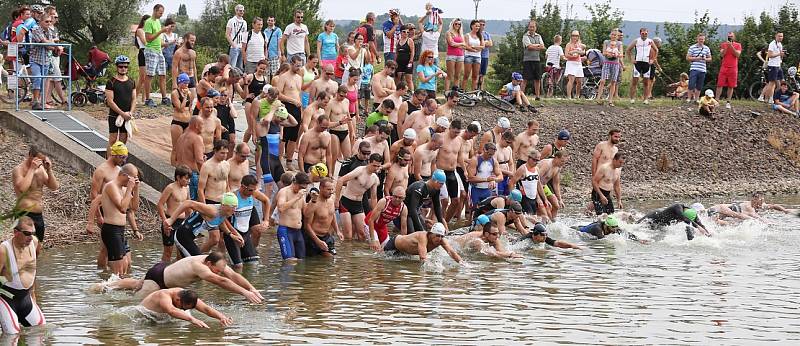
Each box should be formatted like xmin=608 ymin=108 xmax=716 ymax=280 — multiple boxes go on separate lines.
xmin=464 ymin=55 xmax=481 ymax=64
xmin=688 ymin=69 xmax=706 ymax=91
xmin=445 ymin=55 xmax=464 ymax=62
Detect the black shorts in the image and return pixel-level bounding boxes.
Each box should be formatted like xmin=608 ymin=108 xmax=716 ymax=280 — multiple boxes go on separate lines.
xmin=161 ymin=218 xmax=183 ymax=246
xmin=396 ymin=60 xmax=413 ymax=74
xmin=521 ymin=196 xmax=538 ymax=214
xmin=330 ymin=129 xmax=349 ymax=142
xmin=171 ymin=119 xmax=189 ymax=131
xmin=220 ymin=118 xmax=235 ymax=135
xmin=174 ymin=223 xmax=202 ymax=257
xmin=144 ymin=261 xmax=168 ymax=289
xmin=100 ymin=223 xmax=128 ymax=261
xmin=339 ymin=196 xmax=364 ymax=215
xmin=223 ymin=229 xmax=259 ymax=265
xmin=591 ymin=189 xmax=615 ymax=215
xmin=634 ymin=61 xmax=651 ymax=77
xmin=389 ymin=123 xmax=399 ymax=144
xmin=456 ymin=167 xmax=468 ymax=196
xmin=137 ymin=49 xmax=146 ymax=67
xmin=108 ymin=116 xmax=127 ymax=134
xmin=523 ymin=61 xmax=542 ymax=81
xmin=26 ymin=212 xmax=45 ymax=242
xmin=304 ymin=232 xmax=337 ymax=257
xmin=188 ymin=76 xmax=197 ymax=89
xmin=383 ymin=235 xmax=398 ymax=251
xmin=282 ymin=103 xmax=301 ymax=143
xmin=444 ymin=169 xmax=462 ymax=198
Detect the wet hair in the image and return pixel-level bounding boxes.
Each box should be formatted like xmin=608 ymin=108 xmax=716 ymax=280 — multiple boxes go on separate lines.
xmin=204 ymin=251 xmax=226 ymax=265
xmin=450 ymin=119 xmax=463 ymax=130
xmin=381 ymin=99 xmax=395 ymax=110
xmin=467 ymin=123 xmax=479 ymax=133
xmin=28 ymin=146 xmax=43 ymax=158
xmin=241 ymin=174 xmax=258 ymax=186
xmin=178 ymin=289 xmax=198 ymax=309
xmin=609 ymin=129 xmax=621 ymax=136
xmin=279 ymin=172 xmax=295 ymax=186
xmin=213 ymin=139 xmax=229 ymax=152
xmin=613 ymin=152 xmax=624 ymax=161
xmin=369 ymin=153 xmax=385 ymax=163
xmin=293 ymin=172 xmax=311 ymax=185
xmin=276 ymin=63 xmax=291 ymax=76
xmin=174 ymin=165 xmax=191 ymax=179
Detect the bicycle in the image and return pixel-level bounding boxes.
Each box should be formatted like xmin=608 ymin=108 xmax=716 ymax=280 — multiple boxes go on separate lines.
xmin=540 ymin=64 xmax=565 ymax=98
xmin=456 ymin=88 xmax=516 ymax=112
xmin=1 ymin=63 xmax=31 ymax=104
xmin=748 ymin=68 xmax=767 ymax=101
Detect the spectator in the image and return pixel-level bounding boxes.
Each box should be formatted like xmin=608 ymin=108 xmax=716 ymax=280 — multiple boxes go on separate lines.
xmin=28 ymin=13 xmax=55 ymax=110
xmin=395 ymin=24 xmax=416 ymax=92
xmin=646 ymin=37 xmax=662 ymax=101
xmin=478 ymin=19 xmax=493 ymax=90
xmin=462 ymin=20 xmax=484 ymax=91
xmin=382 ymin=9 xmax=402 ymax=62
xmin=666 ymin=72 xmax=689 ymax=99
xmin=685 ymin=33 xmax=712 ymax=103
xmin=143 ymin=4 xmax=172 ymax=107
xmin=419 ymin=19 xmax=442 ymax=64
xmin=343 ymin=33 xmax=369 ymax=82
xmin=444 ymin=18 xmax=465 ymax=91
xmin=698 ymin=89 xmax=719 ymax=118
xmin=280 ymin=9 xmax=310 ymax=64
xmin=772 ymin=81 xmax=799 ymax=116
xmin=263 ymin=16 xmax=283 ymax=80
xmin=521 ymin=20 xmax=545 ymax=100
xmin=625 ymin=28 xmax=656 ymax=104
xmin=500 ymin=72 xmax=534 ymax=112
xmin=134 ymin=14 xmax=149 ymax=104
xmin=334 ymin=45 xmax=347 ymax=83
xmin=359 ymin=12 xmax=380 ymax=64
xmin=597 ymin=29 xmax=623 ymax=106
xmin=105 ymin=55 xmax=136 ymax=149
xmin=45 ymin=6 xmax=67 ymax=107
xmin=317 ymin=20 xmax=339 ymax=69
xmin=225 ymin=4 xmax=247 ymax=71
xmin=544 ymin=34 xmax=564 ymax=98
xmin=762 ymin=32 xmax=785 ymax=104
xmin=162 ymin=17 xmax=179 ymax=73
xmin=416 ymin=50 xmax=445 ymax=99
xmin=564 ymin=30 xmax=585 ymax=100
xmin=715 ymin=32 xmax=741 ymax=110
xmin=360 ymin=57 xmax=375 ymax=116
xmin=242 ymin=17 xmax=266 ymax=74
xmin=755 ymin=45 xmax=769 ymax=102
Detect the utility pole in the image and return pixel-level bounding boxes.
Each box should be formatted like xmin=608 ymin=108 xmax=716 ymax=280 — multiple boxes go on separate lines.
xmin=473 ymin=0 xmax=481 ymax=20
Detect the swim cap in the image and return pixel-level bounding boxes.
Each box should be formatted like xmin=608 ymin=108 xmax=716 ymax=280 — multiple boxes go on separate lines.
xmin=275 ymin=106 xmax=289 ymax=119
xmin=509 ymin=201 xmax=523 ymax=214
xmin=604 ymin=215 xmax=619 ymax=228
xmin=403 ymin=128 xmax=417 ymax=140
xmin=262 ymin=173 xmax=274 ymax=184
xmin=262 ymin=84 xmax=273 ymax=93
xmin=429 ymin=222 xmax=446 ymax=236
xmin=177 ymin=73 xmax=190 ymax=85
xmin=690 ymin=202 xmax=705 ymax=212
xmin=558 ymin=129 xmax=571 ymax=140
xmin=531 ymin=223 xmax=547 ymax=235
xmin=476 ymin=214 xmax=490 ymax=225
xmin=310 ymin=163 xmax=328 ymax=177
xmin=471 ymin=121 xmax=482 ymax=132
xmin=221 ymin=192 xmax=238 ymax=207
xmin=109 ymin=141 xmax=128 ymax=156
xmin=705 ymin=89 xmax=714 ymax=97
xmin=436 ymin=116 xmax=450 ymax=129
xmin=683 ymin=207 xmax=698 ymax=222
xmin=509 ymin=189 xmax=523 ymax=202
xmin=432 ymin=169 xmax=446 ymax=183
xmin=206 ymin=89 xmax=221 ymax=98
xmin=497 ymin=117 xmax=511 ymax=129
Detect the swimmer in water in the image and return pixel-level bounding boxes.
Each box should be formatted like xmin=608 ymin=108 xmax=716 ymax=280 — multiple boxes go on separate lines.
xmin=382 ymin=223 xmax=462 ymax=263
xmin=637 ymin=203 xmax=710 ymax=240
xmin=518 ymin=223 xmax=582 ymax=249
xmin=572 ymin=215 xmax=643 ymax=242
xmin=453 ymin=215 xmax=522 ymax=259
xmin=137 ymin=288 xmax=232 ymax=328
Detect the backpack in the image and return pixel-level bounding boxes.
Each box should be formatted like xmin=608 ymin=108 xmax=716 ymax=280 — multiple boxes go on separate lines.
xmin=246 ymin=30 xmax=266 ymax=45
xmin=0 ymin=21 xmax=12 ymax=42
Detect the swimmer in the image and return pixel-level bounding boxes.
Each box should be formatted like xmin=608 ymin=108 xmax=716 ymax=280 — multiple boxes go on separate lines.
xmin=512 ymin=120 xmax=540 ymax=168
xmin=303 ymin=178 xmax=342 ymax=258
xmin=166 ymin=192 xmax=240 ymax=257
xmin=137 ymin=288 xmax=231 ymax=328
xmin=335 ymin=154 xmax=383 ymax=240
xmin=156 ymin=165 xmax=191 ymax=262
xmin=368 ymin=186 xmax=409 ymax=251
xmin=739 ymin=192 xmax=790 ymax=219
xmin=0 ymin=217 xmax=46 ymax=334
xmin=197 ymin=139 xmax=230 ymax=204
xmin=591 ymin=129 xmax=621 ymax=176
xmin=382 ymin=223 xmax=462 ymax=263
xmin=540 ymin=129 xmax=570 ymax=159
xmin=405 ymin=170 xmax=447 ymax=233
xmin=12 ymin=146 xmax=60 ymax=249
xmin=518 ymin=223 xmax=581 ymax=249
xmin=275 ymin=172 xmax=311 ymax=260
xmin=471 ymin=189 xmax=523 ymax=220
xmin=453 ymin=215 xmax=522 ymax=259
xmin=477 ymin=201 xmax=529 ymax=236
xmin=226 ymin=175 xmax=270 ymax=268
xmin=637 ymin=203 xmax=710 ymax=240
xmin=573 ymin=215 xmax=642 ymax=242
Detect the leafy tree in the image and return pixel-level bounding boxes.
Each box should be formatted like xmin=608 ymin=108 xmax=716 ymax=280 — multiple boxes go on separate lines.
xmin=582 ymin=0 xmax=624 ymax=50
xmin=48 ymin=0 xmax=145 ymax=50
xmin=177 ymin=4 xmax=188 ymax=17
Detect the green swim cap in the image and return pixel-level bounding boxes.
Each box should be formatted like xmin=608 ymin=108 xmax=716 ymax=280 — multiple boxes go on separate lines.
xmin=604 ymin=216 xmax=619 ymax=227
xmin=221 ymin=192 xmax=238 ymax=207
xmin=683 ymin=207 xmax=697 ymax=221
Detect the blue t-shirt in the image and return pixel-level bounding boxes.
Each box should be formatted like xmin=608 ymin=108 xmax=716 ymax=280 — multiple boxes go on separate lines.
xmin=317 ymin=32 xmax=339 ymax=61
xmin=264 ymin=27 xmax=283 ymax=59
xmin=687 ymin=44 xmax=711 ymax=73
xmin=360 ymin=64 xmax=374 ymax=86
xmin=416 ymin=64 xmax=439 ymax=91
xmin=481 ymin=32 xmax=491 ymax=58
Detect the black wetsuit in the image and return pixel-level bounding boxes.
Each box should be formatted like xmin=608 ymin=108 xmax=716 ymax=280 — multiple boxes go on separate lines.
xmin=471 ymin=196 xmax=512 ymax=219
xmin=638 ymin=204 xmax=705 ymax=240
xmin=575 ymin=222 xmax=639 ymax=241
xmin=405 ymin=180 xmax=444 ymax=233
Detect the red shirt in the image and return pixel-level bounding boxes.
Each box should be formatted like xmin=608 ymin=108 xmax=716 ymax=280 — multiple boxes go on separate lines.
xmin=720 ymin=41 xmax=741 ymax=70
xmin=334 ymin=54 xmax=345 ymax=78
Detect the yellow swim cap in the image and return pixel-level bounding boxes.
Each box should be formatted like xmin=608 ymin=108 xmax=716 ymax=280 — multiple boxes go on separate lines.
xmin=110 ymin=141 xmax=128 ymax=156
xmin=310 ymin=163 xmax=328 ymax=177
xmin=275 ymin=106 xmax=289 ymax=119
xmin=220 ymin=192 xmax=238 ymax=207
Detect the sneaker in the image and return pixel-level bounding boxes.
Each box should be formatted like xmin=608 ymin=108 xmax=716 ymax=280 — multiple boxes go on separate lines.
xmin=31 ymin=102 xmax=43 ymax=110
xmin=630 ymin=99 xmax=635 ymax=104
xmin=527 ymin=105 xmax=538 ymax=113
xmin=517 ymin=105 xmax=527 ymax=113
xmin=161 ymin=98 xmax=172 ymax=106
xmin=534 ymin=97 xmax=541 ymax=101
xmin=144 ymin=99 xmax=157 ymax=107
xmin=725 ymin=102 xmax=731 ymax=110
xmin=757 ymin=96 xmax=765 ymax=102
xmin=643 ymin=99 xmax=649 ymax=105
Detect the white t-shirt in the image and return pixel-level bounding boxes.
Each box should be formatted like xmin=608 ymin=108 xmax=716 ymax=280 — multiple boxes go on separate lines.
xmin=465 ymin=33 xmax=481 ymax=58
xmin=768 ymin=40 xmax=783 ymax=67
xmin=245 ymin=30 xmax=266 ymax=62
xmin=504 ymin=82 xmax=520 ymax=95
xmin=283 ymin=23 xmax=309 ymax=55
xmin=226 ymin=16 xmax=247 ymax=49
xmin=421 ymin=31 xmax=441 ymax=54
xmin=545 ymin=45 xmax=564 ymax=67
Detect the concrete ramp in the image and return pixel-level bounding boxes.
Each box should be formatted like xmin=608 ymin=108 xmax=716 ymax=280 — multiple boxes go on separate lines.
xmin=29 ymin=110 xmax=108 ymax=152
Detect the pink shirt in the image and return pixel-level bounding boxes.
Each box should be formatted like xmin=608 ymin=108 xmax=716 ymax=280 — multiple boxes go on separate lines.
xmin=447 ymin=34 xmax=464 ymax=56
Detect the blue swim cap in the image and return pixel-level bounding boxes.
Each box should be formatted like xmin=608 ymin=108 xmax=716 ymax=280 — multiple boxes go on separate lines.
xmin=432 ymin=169 xmax=446 ymax=183
xmin=558 ymin=129 xmax=571 ymax=140
xmin=476 ymin=214 xmax=490 ymax=225
xmin=177 ymin=73 xmax=191 ymax=85
xmin=509 ymin=189 xmax=523 ymax=202
xmin=206 ymin=89 xmax=221 ymax=97
xmin=262 ymin=173 xmax=274 ymax=184
xmin=531 ymin=223 xmax=547 ymax=235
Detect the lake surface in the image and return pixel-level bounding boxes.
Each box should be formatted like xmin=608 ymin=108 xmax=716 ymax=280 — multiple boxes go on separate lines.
xmin=15 ymin=199 xmax=800 ymax=345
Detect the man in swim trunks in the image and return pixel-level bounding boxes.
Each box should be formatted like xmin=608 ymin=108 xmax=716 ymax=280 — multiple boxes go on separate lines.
xmin=478 ymin=117 xmax=511 ymax=155
xmin=411 ymin=132 xmax=441 ymax=183
xmin=405 ymin=170 xmax=447 ymax=233
xmin=175 ymin=116 xmax=206 ymax=201
xmin=157 ymin=165 xmax=191 ymax=262
xmin=198 ymin=139 xmax=230 ymax=204
xmin=467 ymin=142 xmax=503 ymax=207
xmin=166 ymin=193 xmax=241 ymax=257
xmin=512 ymin=120 xmax=539 ymax=168
xmin=89 ymin=141 xmax=129 ymax=268
xmin=456 ymin=122 xmax=481 ymax=214
xmin=518 ymin=223 xmax=581 ymax=249
xmin=12 ymin=146 xmax=59 ymax=248
xmin=303 ymin=178 xmax=342 ymax=258
xmin=382 ymin=223 xmax=462 ymax=263
xmin=171 ymin=33 xmax=198 ymax=98
xmin=540 ymin=129 xmax=570 ymax=159
xmin=591 ymin=152 xmax=624 ymax=215
xmin=509 ymin=149 xmax=547 ymax=217
xmin=383 ymin=147 xmax=411 ymax=198
xmin=435 ymin=89 xmax=459 ymax=118
xmin=400 ymin=98 xmax=437 ymax=139
xmin=495 ymin=131 xmax=516 ymax=196
xmin=452 ymin=216 xmax=521 ymax=259
xmin=274 ymin=55 xmax=304 ymax=170
xmin=197 ymin=96 xmax=223 ymax=158
xmin=227 ymin=143 xmax=251 ymax=191
xmin=103 ymin=252 xmax=263 ymax=303
xmin=537 ymin=150 xmax=569 ymax=221
xmin=138 ymin=288 xmax=231 ymax=328
xmin=637 ymin=203 xmax=710 ymax=240
xmin=436 ymin=119 xmax=466 ymax=222
xmin=275 ymin=172 xmax=310 ymax=261
xmin=368 ymin=186 xmax=409 ymax=251
xmin=591 ymin=129 xmax=621 ymax=176
xmin=336 ymin=154 xmax=383 ymax=240
xmin=87 ymin=164 xmax=143 ymax=276
xmin=0 ymin=217 xmax=46 ymax=334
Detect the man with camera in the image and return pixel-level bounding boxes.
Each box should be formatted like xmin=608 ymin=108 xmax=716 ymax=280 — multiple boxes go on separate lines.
xmin=715 ymin=32 xmax=741 ymax=110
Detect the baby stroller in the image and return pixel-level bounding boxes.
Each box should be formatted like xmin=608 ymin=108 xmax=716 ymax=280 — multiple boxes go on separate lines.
xmin=70 ymin=46 xmax=110 ymax=106
xmin=581 ymin=48 xmax=604 ymax=99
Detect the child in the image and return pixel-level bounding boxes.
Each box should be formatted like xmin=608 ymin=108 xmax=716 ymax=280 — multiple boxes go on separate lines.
xmin=699 ymin=89 xmax=719 ymax=118
xmin=668 ymin=73 xmax=689 ymax=99
xmin=334 ymin=45 xmax=347 ymax=84
xmin=423 ymin=3 xmax=444 ymax=31
xmin=500 ymin=72 xmax=535 ymax=112
xmin=156 ymin=165 xmax=192 ymax=262
xmin=360 ymin=59 xmax=375 ymax=116
xmin=544 ymin=35 xmax=565 ymax=98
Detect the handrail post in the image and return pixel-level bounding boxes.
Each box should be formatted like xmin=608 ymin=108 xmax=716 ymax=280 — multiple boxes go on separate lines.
xmin=10 ymin=42 xmax=73 ymax=112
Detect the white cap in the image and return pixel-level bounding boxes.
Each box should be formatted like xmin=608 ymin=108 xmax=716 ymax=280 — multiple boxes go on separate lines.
xmin=498 ymin=117 xmax=511 ymax=129
xmin=262 ymin=84 xmax=273 ymax=93
xmin=471 ymin=121 xmax=482 ymax=133
xmin=403 ymin=128 xmax=417 ymax=139
xmin=690 ymin=202 xmax=706 ymax=212
xmin=430 ymin=222 xmax=446 ymax=236
xmin=705 ymin=89 xmax=714 ymax=97
xmin=436 ymin=117 xmax=450 ymax=129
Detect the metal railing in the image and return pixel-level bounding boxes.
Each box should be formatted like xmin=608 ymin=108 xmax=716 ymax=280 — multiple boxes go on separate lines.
xmin=6 ymin=41 xmax=72 ymax=112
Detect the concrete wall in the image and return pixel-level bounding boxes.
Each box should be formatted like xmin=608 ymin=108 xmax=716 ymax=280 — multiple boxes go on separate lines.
xmin=0 ymin=110 xmax=162 ymax=208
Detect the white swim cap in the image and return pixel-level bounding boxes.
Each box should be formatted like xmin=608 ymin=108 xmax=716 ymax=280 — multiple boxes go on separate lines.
xmin=430 ymin=222 xmax=446 ymax=236
xmin=403 ymin=128 xmax=417 ymax=139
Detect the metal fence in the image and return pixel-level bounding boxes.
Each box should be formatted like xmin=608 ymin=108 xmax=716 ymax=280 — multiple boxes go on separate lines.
xmin=5 ymin=41 xmax=72 ymax=112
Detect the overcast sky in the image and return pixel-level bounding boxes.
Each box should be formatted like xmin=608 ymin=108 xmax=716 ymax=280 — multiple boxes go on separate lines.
xmin=151 ymin=0 xmax=785 ymax=25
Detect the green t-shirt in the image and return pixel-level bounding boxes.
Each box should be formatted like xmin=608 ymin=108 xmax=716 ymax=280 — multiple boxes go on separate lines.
xmin=365 ymin=111 xmax=388 ymax=128
xmin=143 ymin=18 xmax=162 ymax=51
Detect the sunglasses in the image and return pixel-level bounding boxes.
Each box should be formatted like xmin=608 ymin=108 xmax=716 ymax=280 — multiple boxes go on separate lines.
xmin=15 ymin=229 xmax=34 ymax=237
xmin=117 ymin=65 xmax=129 ymax=69
xmin=243 ymin=186 xmax=256 ymax=192
xmin=360 ymin=151 xmax=371 ymax=156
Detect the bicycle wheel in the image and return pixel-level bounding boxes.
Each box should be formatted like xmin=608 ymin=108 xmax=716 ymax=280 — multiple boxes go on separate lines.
xmin=748 ymin=81 xmax=764 ymax=100
xmin=72 ymin=92 xmax=87 ymax=107
xmin=484 ymin=92 xmax=515 ymax=112
xmin=458 ymin=97 xmax=477 ymax=107
xmin=540 ymin=72 xmax=550 ymax=97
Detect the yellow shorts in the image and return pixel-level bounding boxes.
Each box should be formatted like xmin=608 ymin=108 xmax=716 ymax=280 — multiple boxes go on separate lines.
xmin=543 ymin=185 xmax=554 ymax=198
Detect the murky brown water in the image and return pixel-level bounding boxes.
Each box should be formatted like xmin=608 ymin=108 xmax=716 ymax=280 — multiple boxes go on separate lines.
xmin=12 ymin=198 xmax=800 ymax=344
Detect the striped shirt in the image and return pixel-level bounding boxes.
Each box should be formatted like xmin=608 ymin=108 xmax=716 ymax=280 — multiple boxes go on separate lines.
xmin=687 ymin=44 xmax=711 ymax=72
